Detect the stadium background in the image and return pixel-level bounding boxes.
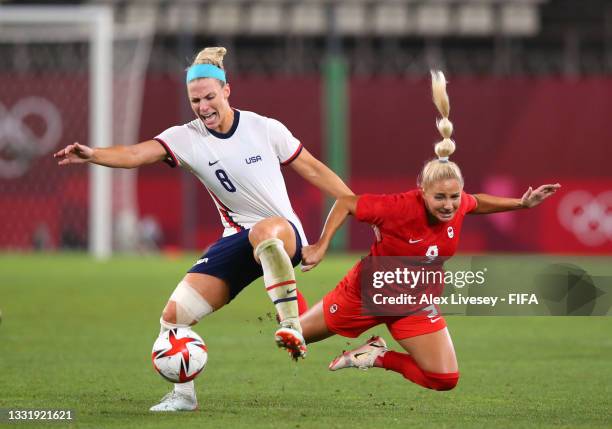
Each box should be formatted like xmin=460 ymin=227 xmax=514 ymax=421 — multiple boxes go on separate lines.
xmin=1 ymin=0 xmax=610 ymax=255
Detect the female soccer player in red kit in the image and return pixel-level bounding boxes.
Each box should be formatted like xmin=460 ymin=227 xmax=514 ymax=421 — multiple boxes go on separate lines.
xmin=299 ymin=70 xmax=560 ymax=391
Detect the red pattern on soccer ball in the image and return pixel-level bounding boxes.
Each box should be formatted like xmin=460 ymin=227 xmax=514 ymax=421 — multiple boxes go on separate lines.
xmin=152 ymin=330 xmax=208 ymax=382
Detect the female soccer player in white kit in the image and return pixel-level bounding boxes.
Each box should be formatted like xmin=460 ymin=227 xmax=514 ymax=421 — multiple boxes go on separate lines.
xmin=54 ymin=47 xmax=353 ymax=411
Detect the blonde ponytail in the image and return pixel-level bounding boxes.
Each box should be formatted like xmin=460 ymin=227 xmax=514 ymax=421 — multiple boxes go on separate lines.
xmin=418 ymin=70 xmax=463 ymax=190
xmin=430 ymin=70 xmax=456 ymax=161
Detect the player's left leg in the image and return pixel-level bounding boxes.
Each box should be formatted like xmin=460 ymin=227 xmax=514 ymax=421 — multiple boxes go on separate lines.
xmin=379 ymin=327 xmax=459 ymax=391
xmin=329 ymin=314 xmax=459 ymax=391
xmin=249 ymin=217 xmax=306 ymax=359
xmin=329 ymin=329 xmax=458 ymax=391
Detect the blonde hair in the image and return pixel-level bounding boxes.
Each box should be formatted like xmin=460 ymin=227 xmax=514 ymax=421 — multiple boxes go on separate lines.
xmin=418 ymin=70 xmax=464 ymax=190
xmin=191 ymin=47 xmax=228 ymax=84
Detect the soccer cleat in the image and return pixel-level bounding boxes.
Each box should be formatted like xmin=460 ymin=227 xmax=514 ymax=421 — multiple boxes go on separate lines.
xmin=275 ymin=326 xmax=307 ymax=361
xmin=149 ymin=390 xmax=198 ymax=412
xmin=328 ymin=336 xmax=388 ymax=371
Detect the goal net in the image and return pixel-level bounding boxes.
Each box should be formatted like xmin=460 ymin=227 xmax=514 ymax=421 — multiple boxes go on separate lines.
xmin=0 ymin=5 xmax=155 ymax=258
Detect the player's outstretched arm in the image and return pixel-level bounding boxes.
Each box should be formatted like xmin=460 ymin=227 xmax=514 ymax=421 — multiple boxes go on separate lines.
xmin=54 ymin=140 xmax=167 ymax=169
xmin=472 ymin=183 xmax=561 ymax=214
xmin=302 ymin=195 xmax=358 ymax=271
xmin=290 ymin=148 xmax=354 ymax=198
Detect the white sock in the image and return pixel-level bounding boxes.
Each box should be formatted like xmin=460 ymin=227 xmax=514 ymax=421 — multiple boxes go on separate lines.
xmin=159 ymin=323 xmax=170 ymax=335
xmin=174 ymin=381 xmax=195 ymax=397
xmin=255 ymin=238 xmax=300 ymax=332
xmin=159 ymin=318 xmax=187 ymax=334
xmin=159 ymin=319 xmax=196 ymax=397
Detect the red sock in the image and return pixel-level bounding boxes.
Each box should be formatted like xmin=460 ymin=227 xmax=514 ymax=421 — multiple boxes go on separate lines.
xmin=297 ymin=289 xmax=309 ymax=315
xmin=380 ymin=351 xmax=459 ymax=391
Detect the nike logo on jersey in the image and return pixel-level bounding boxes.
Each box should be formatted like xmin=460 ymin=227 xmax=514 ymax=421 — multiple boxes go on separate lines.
xmin=195 ymin=258 xmax=209 ymax=265
xmin=429 ymin=317 xmax=441 ymax=324
xmin=409 ymin=238 xmax=423 ymax=244
xmin=245 ymin=155 xmax=262 ymax=164
xmin=208 ymin=160 xmax=219 ymax=166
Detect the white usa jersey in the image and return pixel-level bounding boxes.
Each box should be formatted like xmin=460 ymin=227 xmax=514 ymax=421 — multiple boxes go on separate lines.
xmin=154 ymin=110 xmax=307 ymax=244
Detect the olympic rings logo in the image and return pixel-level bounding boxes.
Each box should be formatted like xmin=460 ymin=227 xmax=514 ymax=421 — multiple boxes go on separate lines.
xmin=0 ymin=97 xmax=62 ymax=178
xmin=558 ymin=190 xmax=612 ymax=246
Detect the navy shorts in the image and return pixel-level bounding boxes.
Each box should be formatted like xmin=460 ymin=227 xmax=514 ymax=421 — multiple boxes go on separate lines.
xmin=187 ymin=222 xmax=303 ymax=301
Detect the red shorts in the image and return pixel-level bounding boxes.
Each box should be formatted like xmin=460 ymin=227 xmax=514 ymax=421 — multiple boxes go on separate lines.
xmin=322 ymin=269 xmax=447 ymax=341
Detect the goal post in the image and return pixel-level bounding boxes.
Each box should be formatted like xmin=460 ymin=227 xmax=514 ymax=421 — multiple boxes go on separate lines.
xmin=0 ymin=5 xmax=155 ymax=259
xmin=89 ymin=7 xmax=114 ymax=261
xmin=0 ymin=5 xmax=113 ymax=259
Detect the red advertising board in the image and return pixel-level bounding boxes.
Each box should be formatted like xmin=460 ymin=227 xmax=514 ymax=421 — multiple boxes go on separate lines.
xmin=1 ymin=74 xmax=610 ymax=254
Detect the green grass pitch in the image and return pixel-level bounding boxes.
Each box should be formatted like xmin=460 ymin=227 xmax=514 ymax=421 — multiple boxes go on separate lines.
xmin=1 ymin=253 xmax=611 ymax=428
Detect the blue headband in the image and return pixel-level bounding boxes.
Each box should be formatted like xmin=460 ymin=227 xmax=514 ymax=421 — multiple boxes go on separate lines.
xmin=186 ymin=64 xmax=226 ymax=84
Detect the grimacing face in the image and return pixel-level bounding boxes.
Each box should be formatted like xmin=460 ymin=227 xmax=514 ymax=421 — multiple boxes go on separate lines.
xmin=421 ymin=178 xmax=463 ymax=223
xmin=187 ymin=78 xmax=232 ymax=132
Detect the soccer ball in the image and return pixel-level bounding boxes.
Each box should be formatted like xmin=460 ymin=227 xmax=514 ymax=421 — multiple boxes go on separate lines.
xmin=152 ymin=328 xmax=208 ymax=383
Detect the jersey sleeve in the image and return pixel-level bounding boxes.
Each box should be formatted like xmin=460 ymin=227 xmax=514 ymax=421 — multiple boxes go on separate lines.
xmin=355 ymin=193 xmax=407 ymax=226
xmin=462 ymin=192 xmax=478 ymax=214
xmin=267 ymin=118 xmax=303 ymax=166
xmin=154 ymin=125 xmax=193 ymax=169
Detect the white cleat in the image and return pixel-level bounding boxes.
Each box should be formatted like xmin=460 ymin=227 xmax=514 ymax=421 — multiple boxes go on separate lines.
xmin=275 ymin=326 xmax=307 ymax=361
xmin=149 ymin=391 xmax=198 ymax=412
xmin=328 ymin=335 xmax=388 ymax=371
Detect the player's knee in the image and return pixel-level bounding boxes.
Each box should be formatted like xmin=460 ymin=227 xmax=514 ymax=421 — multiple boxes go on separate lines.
xmin=168 ymin=281 xmax=214 ymax=325
xmin=425 ymin=372 xmax=459 ymax=391
xmin=249 ymin=217 xmax=291 ymax=244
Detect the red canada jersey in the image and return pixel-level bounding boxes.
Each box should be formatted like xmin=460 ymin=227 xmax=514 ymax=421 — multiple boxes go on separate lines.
xmin=355 ymin=189 xmax=477 ymax=259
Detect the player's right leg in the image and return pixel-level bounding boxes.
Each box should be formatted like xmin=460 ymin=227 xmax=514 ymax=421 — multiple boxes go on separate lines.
xmin=150 ymin=273 xmax=230 ymax=412
xmin=300 ymin=301 xmax=335 ymax=343
xmin=310 ymin=275 xmax=385 ymax=364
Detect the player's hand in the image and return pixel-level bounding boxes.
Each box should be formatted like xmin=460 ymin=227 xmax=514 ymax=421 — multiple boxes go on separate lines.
xmin=520 ymin=183 xmax=561 ymax=208
xmin=53 ymin=142 xmax=94 ymax=165
xmin=301 ymin=242 xmax=328 ymax=272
